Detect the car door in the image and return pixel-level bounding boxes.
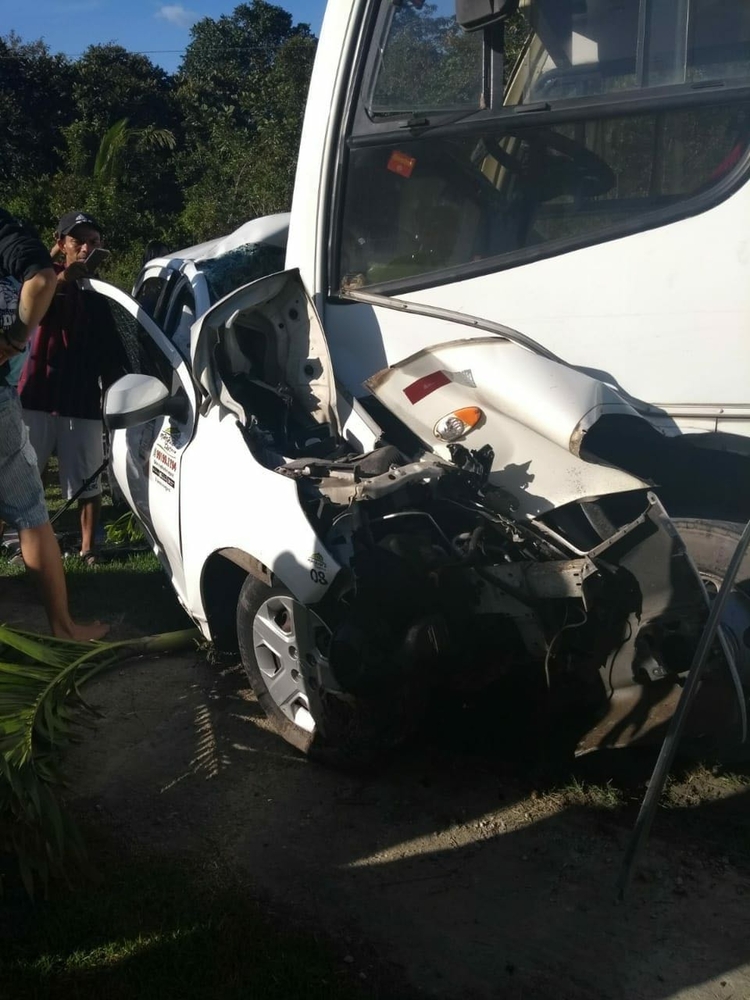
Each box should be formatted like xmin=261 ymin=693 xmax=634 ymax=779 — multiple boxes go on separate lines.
xmin=190 ymin=268 xmax=339 ymax=434
xmin=81 ymin=278 xmax=198 ymax=603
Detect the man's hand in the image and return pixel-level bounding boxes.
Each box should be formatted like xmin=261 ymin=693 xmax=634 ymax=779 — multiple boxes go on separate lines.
xmin=0 ymin=318 xmax=27 ymax=364
xmin=0 ymin=268 xmax=56 ymax=366
xmin=0 ymin=336 xmax=20 ymax=366
xmin=58 ymin=261 xmax=88 ymax=283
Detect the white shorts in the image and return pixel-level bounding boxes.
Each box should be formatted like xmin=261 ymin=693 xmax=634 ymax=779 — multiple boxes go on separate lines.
xmin=23 ymin=410 xmax=104 ymax=500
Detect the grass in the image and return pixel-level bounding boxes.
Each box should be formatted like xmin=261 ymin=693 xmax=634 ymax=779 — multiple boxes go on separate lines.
xmin=0 ymin=551 xmax=191 ymax=636
xmin=0 ymin=847 xmax=382 ymax=1000
xmin=556 ymin=776 xmax=623 ymax=811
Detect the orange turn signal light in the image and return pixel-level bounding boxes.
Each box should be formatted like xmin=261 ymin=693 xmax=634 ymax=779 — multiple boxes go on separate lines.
xmin=433 ymin=406 xmax=483 ymax=442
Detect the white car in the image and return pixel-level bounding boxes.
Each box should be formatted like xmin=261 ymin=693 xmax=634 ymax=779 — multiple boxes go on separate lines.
xmin=91 ymin=261 xmax=394 ymax=763
xmin=87 ymin=241 xmax=750 ymax=767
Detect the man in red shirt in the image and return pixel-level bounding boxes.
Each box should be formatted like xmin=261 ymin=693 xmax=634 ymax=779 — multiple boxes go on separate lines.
xmin=0 ymin=207 xmax=107 ymax=640
xmin=19 ymin=211 xmax=124 ymax=563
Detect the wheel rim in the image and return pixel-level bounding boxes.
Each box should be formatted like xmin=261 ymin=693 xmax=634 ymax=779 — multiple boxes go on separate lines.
xmin=252 ymin=595 xmax=331 ymax=733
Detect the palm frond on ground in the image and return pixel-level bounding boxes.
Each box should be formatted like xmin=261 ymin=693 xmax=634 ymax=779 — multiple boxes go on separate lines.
xmin=0 ymin=625 xmax=199 ymax=894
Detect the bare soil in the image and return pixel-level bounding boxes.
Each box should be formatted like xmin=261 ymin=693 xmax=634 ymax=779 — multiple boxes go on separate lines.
xmin=4 ymin=578 xmax=750 ymax=1000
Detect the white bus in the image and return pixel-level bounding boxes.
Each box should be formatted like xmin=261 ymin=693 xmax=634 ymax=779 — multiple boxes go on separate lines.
xmin=287 ymin=0 xmax=750 ymax=524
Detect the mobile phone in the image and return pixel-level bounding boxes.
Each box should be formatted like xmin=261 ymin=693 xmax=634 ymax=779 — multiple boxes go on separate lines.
xmin=84 ymin=248 xmax=111 ymax=272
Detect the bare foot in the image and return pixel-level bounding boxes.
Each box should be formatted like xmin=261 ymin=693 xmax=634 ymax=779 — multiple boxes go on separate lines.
xmin=53 ymin=620 xmax=110 ymax=642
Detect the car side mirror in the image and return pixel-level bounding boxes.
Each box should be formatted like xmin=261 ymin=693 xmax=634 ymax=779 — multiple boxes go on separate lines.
xmin=104 ymin=373 xmax=183 ymax=430
xmin=455 ymin=0 xmax=518 ymax=31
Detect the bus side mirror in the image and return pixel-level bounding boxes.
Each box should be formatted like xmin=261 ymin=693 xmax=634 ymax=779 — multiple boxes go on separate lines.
xmin=456 ymin=0 xmax=519 ymax=32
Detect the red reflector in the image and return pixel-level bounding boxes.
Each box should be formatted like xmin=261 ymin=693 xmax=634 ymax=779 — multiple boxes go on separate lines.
xmin=403 ymin=370 xmax=451 ymax=404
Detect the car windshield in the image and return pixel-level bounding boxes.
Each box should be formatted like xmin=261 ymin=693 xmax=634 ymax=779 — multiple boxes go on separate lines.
xmin=196 ymin=243 xmax=286 ymax=304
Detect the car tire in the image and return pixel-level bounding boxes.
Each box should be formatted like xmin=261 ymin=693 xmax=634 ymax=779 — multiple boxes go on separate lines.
xmin=673 ymin=518 xmax=750 ymax=679
xmin=236 ymin=576 xmax=412 ymax=767
xmin=670 ymin=518 xmax=750 ymax=757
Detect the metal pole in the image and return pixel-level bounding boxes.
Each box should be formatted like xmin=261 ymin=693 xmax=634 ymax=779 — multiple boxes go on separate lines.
xmin=49 ymin=458 xmax=109 ymax=526
xmin=616 ymin=517 xmax=750 ymax=899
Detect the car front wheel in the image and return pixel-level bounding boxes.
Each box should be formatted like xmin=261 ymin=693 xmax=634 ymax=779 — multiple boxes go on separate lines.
xmin=236 ymin=577 xmax=414 ymax=766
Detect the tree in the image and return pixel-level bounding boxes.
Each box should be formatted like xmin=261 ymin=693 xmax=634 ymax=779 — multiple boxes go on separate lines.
xmin=176 ymin=1 xmax=316 ymax=241
xmin=180 ymin=0 xmax=312 ymax=115
xmin=0 ymin=33 xmax=73 ymax=211
xmin=0 ymin=3 xmax=319 ymax=280
xmin=72 ymin=44 xmax=178 ymax=134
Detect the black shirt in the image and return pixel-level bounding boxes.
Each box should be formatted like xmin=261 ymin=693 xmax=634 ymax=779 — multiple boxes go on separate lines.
xmin=0 ymin=208 xmax=53 ymax=383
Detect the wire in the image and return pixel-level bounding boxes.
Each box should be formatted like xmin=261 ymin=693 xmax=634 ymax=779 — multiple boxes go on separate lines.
xmin=543 ymin=605 xmax=589 ymax=693
xmin=0 ymin=43 xmax=315 ymax=59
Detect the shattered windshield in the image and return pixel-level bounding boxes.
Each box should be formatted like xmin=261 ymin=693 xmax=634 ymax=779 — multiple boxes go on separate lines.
xmin=196 ymin=243 xmax=286 ymax=304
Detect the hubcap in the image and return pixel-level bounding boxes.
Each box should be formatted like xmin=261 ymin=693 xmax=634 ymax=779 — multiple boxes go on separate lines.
xmin=252 ymin=595 xmax=332 ymax=733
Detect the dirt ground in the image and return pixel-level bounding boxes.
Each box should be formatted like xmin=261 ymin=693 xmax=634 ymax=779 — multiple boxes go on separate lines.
xmin=5 ymin=583 xmax=750 ymax=1000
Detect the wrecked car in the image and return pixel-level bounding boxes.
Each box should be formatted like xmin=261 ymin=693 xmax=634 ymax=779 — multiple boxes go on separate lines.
xmin=91 ymin=267 xmax=750 ymax=766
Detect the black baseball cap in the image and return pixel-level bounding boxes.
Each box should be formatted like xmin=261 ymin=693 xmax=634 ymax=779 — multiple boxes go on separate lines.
xmin=56 ymin=210 xmax=103 ymax=238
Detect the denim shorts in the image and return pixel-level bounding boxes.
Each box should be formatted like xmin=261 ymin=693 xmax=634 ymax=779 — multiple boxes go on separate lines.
xmin=0 ymin=384 xmax=48 ymax=530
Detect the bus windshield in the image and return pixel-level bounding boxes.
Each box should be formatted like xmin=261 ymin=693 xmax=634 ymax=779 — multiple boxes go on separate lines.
xmin=339 ymin=1 xmax=750 ymax=292
xmin=368 ymin=0 xmax=750 ymax=116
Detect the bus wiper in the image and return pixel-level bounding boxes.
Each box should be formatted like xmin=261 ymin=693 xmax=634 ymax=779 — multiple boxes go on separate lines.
xmin=370 ymin=106 xmax=485 ymax=132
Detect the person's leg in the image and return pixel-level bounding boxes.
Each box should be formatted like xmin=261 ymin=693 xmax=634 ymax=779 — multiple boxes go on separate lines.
xmin=19 ymin=521 xmax=108 ymax=640
xmin=0 ymin=390 xmax=108 ymax=640
xmin=22 ymin=408 xmax=56 ymax=477
xmin=57 ymin=417 xmax=104 ymax=558
xmin=79 ymin=495 xmax=101 ymax=557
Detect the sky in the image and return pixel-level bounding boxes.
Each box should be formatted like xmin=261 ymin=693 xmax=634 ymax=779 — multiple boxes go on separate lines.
xmin=6 ymin=0 xmax=328 ymax=73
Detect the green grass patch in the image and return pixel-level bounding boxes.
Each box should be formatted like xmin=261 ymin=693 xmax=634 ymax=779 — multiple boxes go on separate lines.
xmin=0 ymin=552 xmax=191 ymax=636
xmin=0 ymin=850 xmax=381 ymax=1000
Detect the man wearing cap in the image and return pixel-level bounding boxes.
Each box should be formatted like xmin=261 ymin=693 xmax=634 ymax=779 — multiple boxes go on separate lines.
xmin=0 ymin=206 xmax=107 ymax=640
xmin=18 ymin=210 xmax=122 ymax=564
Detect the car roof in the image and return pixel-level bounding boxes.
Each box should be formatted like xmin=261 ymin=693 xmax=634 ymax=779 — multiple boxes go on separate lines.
xmin=147 ymin=213 xmax=291 ymax=270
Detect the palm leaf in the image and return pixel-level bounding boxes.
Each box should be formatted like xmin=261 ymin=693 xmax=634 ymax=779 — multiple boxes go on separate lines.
xmin=0 ymin=624 xmax=199 ymax=893
xmin=94 ymin=117 xmax=176 ymax=184
xmin=93 ymin=117 xmax=130 ymax=184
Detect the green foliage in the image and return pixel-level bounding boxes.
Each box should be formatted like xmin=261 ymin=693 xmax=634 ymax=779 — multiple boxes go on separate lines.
xmin=104 ymin=512 xmax=144 ymax=546
xmin=0 ymin=0 xmax=315 ymax=290
xmin=174 ymin=1 xmax=316 ymax=240
xmin=94 ymin=118 xmax=176 ymax=186
xmin=0 ymin=33 xmax=74 ymax=205
xmin=0 ymin=625 xmax=199 ymax=894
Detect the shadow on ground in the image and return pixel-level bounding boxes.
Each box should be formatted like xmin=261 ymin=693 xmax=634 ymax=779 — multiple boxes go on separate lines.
xmin=47 ymin=647 xmax=750 ymax=1000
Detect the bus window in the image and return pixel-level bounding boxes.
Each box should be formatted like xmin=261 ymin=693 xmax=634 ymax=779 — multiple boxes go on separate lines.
xmin=337 ymin=0 xmax=750 ymax=291
xmin=513 ymin=0 xmax=750 ymax=104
